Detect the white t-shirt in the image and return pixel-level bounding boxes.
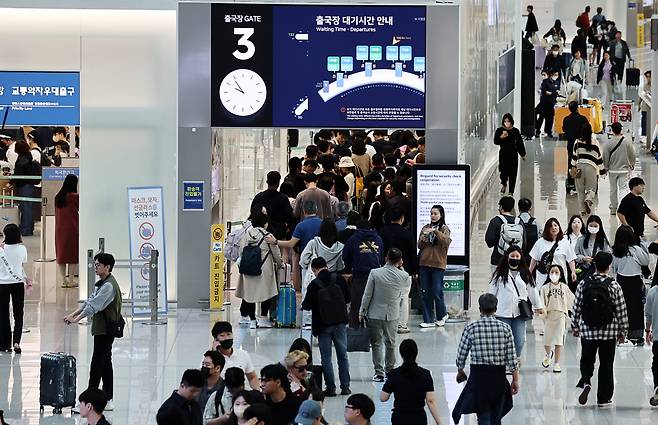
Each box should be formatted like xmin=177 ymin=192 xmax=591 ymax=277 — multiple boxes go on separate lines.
xmin=220 ymin=347 xmax=255 ymax=378
xmin=0 ymin=244 xmax=27 ymax=284
xmin=344 ymin=173 xmax=355 ymax=198
xmin=365 ymin=144 xmax=377 ymax=158
xmin=530 ymin=238 xmax=576 ymax=285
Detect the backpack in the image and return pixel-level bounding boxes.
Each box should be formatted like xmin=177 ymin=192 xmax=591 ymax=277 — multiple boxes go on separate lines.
xmin=581 ymin=276 xmax=615 ymax=329
xmin=225 ymin=221 xmax=252 ymax=262
xmin=518 ymin=216 xmax=538 ymax=263
xmin=497 ymin=215 xmax=524 ymax=255
xmin=32 ymin=147 xmax=52 ymax=167
xmin=536 ymin=241 xmax=559 ymax=275
xmin=238 ymin=231 xmax=271 ymax=276
xmin=213 ymin=381 xmax=227 ymax=417
xmin=317 ymin=273 xmax=348 ymax=325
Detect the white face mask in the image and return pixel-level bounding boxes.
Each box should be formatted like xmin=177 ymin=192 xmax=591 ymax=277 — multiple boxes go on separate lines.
xmin=549 ymin=273 xmax=560 ymax=283
xmin=552 ymin=51 xmax=559 ymax=56
xmin=234 ymin=405 xmax=247 ymax=419
xmin=588 ymin=226 xmax=599 ymax=234
xmin=551 ymin=76 xmax=559 ymax=80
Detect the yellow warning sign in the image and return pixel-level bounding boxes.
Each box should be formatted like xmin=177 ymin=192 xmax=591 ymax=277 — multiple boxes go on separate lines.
xmin=209 ymin=224 xmax=225 ymax=309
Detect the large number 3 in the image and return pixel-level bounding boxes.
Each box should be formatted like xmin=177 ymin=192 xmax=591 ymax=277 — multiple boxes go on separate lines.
xmin=233 ymin=28 xmax=255 ymax=60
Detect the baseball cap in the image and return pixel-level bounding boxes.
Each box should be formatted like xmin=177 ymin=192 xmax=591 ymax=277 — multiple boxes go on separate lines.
xmin=294 ymin=400 xmax=322 ymax=425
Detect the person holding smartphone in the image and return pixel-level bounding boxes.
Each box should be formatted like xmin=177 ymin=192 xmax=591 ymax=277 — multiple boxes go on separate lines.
xmin=493 ymin=113 xmax=526 ymax=196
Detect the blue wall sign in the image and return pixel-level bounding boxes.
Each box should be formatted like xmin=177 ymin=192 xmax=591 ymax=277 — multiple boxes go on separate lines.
xmin=42 ymin=167 xmax=79 ymax=182
xmin=0 ymin=71 xmax=80 ymax=125
xmin=183 ymin=181 xmax=204 ymax=211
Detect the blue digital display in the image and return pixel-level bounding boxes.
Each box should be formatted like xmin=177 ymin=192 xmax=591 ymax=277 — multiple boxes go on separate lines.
xmin=0 ymin=71 xmax=80 ymax=125
xmin=272 ymin=5 xmax=426 ymax=128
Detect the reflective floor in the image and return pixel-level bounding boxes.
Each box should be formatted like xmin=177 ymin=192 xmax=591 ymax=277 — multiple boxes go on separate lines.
xmin=3 ymin=56 xmax=658 ymax=425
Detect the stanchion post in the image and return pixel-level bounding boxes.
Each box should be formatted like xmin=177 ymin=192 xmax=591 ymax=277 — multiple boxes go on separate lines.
xmin=142 ymin=249 xmax=166 ymax=325
xmin=87 ymin=249 xmax=95 ymax=299
xmin=34 ymin=197 xmax=55 ymax=262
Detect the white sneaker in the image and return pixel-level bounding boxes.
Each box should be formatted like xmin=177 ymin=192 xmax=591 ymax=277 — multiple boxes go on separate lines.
xmin=239 ymin=316 xmax=250 ymax=325
xmin=72 ymin=404 xmax=80 ymax=414
xmin=553 ymin=363 xmax=562 ymax=373
xmin=542 ymin=350 xmax=553 ymax=368
xmin=435 ymin=314 xmax=449 ymax=327
xmin=257 ymin=317 xmax=274 ymax=328
xmin=105 ymin=399 xmax=115 ymax=411
xmin=419 ymin=322 xmax=436 ymax=328
xmin=302 ymin=325 xmax=313 ymax=331
xmin=249 ymin=320 xmax=257 ymax=329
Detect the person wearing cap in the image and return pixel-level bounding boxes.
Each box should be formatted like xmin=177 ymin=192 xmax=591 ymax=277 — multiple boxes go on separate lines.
xmin=293 ymin=400 xmax=323 ymax=425
xmin=338 ymin=156 xmax=356 ymax=200
xmin=602 ymin=122 xmax=635 ymax=214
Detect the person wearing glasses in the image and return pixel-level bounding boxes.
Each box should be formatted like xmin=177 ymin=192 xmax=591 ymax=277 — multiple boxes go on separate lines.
xmin=344 ymin=393 xmax=375 ymax=425
xmin=284 ymin=350 xmax=311 ymax=399
xmin=63 ymin=253 xmax=122 ymax=413
xmin=259 ymin=363 xmax=302 ymax=425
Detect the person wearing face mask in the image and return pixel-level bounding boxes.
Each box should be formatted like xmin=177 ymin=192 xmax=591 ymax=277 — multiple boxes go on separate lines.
xmin=224 ymin=390 xmax=267 ymax=425
xmin=543 ymin=20 xmax=566 ymax=48
xmin=488 ymin=246 xmax=544 ymax=368
xmin=535 ymin=70 xmax=561 ymax=138
xmin=493 ymin=113 xmax=526 ymax=196
xmin=211 ymin=322 xmax=260 ymax=391
xmin=530 ymin=218 xmax=578 ymax=287
xmin=542 ymin=45 xmax=563 ymax=76
xmin=198 ymin=351 xmax=226 ymax=417
xmin=204 ymin=367 xmax=246 ymax=425
xmin=574 ymin=215 xmax=611 ymax=289
xmin=539 ymin=265 xmax=575 ymax=373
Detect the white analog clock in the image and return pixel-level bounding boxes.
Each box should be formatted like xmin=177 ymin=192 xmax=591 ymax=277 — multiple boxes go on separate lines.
xmin=219 ymin=69 xmax=267 ymax=117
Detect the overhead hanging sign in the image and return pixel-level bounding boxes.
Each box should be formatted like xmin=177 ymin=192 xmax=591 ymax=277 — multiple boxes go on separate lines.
xmin=0 ymin=71 xmax=80 ymax=125
xmin=127 ymin=186 xmax=168 ymax=316
xmin=211 ymin=4 xmax=426 ymax=128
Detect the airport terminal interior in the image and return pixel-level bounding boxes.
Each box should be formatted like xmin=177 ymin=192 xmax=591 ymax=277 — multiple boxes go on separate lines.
xmin=2 ymin=0 xmax=658 ymax=424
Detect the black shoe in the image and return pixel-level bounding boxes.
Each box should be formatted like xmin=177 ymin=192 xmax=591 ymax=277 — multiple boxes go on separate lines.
xmin=546 ymin=133 xmax=554 ymax=138
xmin=340 ymin=388 xmax=352 ymax=396
xmin=578 ymin=384 xmax=591 ymax=405
xmin=13 ymin=344 xmax=21 ymax=354
xmin=323 ymin=389 xmax=337 ymax=397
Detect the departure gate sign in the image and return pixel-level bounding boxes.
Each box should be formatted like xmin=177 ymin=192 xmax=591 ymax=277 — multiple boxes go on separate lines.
xmin=211 ymin=4 xmax=426 ymax=128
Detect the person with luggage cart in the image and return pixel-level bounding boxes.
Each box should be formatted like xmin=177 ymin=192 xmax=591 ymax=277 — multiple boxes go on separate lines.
xmin=64 ymin=252 xmax=122 ymax=413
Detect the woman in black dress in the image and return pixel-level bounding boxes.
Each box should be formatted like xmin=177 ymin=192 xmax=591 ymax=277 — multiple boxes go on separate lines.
xmin=380 ymin=339 xmax=443 ymax=425
xmin=493 ymin=113 xmax=526 ymax=196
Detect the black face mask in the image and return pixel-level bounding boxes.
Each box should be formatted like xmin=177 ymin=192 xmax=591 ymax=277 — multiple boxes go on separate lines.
xmin=508 ymin=258 xmax=521 ymax=269
xmin=200 ymin=367 xmax=211 ymax=378
xmin=218 ymin=339 xmax=233 ymax=350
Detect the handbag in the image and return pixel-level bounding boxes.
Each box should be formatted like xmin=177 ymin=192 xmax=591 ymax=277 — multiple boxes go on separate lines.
xmin=512 ymin=280 xmax=534 ymax=321
xmin=346 ymin=321 xmax=371 ymax=352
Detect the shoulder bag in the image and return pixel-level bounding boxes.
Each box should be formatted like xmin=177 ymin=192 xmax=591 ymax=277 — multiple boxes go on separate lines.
xmin=537 ymin=241 xmax=559 ymax=275
xmin=512 ymin=278 xmax=534 ymax=321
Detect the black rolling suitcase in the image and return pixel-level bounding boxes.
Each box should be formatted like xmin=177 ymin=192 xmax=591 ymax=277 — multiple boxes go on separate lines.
xmin=40 ymin=329 xmax=77 ymax=414
xmin=626 ymin=59 xmax=640 ymax=87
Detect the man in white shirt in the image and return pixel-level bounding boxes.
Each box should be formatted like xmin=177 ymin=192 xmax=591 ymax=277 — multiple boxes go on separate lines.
xmin=602 ymin=122 xmax=635 ymax=214
xmin=210 ymin=321 xmax=259 ymax=390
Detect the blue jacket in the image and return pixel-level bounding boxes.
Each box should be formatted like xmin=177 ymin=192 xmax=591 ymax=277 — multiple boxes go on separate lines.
xmin=342 ymin=229 xmax=384 ymax=278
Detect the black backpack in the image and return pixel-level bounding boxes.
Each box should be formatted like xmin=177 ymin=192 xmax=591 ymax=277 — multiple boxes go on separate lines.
xmin=317 ymin=273 xmax=348 ymax=325
xmin=581 ymin=276 xmax=615 ymax=329
xmin=238 ymin=231 xmax=270 ymax=276
xmin=519 ymin=216 xmax=538 ymax=263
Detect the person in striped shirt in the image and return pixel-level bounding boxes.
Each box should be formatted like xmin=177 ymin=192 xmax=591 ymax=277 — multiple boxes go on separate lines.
xmin=570 ymin=122 xmax=606 ymax=215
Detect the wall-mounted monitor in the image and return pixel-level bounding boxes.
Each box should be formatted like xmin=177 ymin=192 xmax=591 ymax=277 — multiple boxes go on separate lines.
xmin=497 ymin=47 xmax=515 ymax=102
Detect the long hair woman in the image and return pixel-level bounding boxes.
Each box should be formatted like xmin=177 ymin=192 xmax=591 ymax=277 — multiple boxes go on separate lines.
xmin=380 ymin=339 xmax=442 ymax=425
xmin=54 ymin=174 xmax=79 ymax=288
xmin=529 ymin=217 xmax=578 ymax=288
xmin=493 ymin=113 xmax=526 ymax=196
xmin=612 ymin=225 xmax=650 ymax=345
xmin=574 ymin=214 xmax=611 ymax=282
xmin=488 ymin=245 xmax=544 ymax=364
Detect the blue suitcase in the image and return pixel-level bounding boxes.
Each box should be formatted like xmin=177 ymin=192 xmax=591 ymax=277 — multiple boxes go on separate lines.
xmin=275 ymin=283 xmax=297 ymax=327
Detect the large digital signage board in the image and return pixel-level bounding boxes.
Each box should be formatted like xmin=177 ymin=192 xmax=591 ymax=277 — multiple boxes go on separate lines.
xmin=211 ymin=4 xmax=426 ymax=128
xmin=0 ymin=71 xmax=80 ymax=125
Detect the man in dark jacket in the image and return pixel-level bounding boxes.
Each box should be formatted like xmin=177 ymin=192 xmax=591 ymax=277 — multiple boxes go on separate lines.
xmin=571 ymin=29 xmax=588 ymax=57
xmin=542 ymin=45 xmax=563 ymax=75
xmin=301 ymin=257 xmax=351 ymax=397
xmin=156 ymin=369 xmax=204 ymax=425
xmin=535 ymin=70 xmax=561 ymax=138
xmin=607 ymin=31 xmax=631 ymax=82
xmin=250 ymin=171 xmax=294 ymax=239
xmin=563 ymin=101 xmax=590 ymax=193
xmin=383 ymin=179 xmax=411 ymax=227
xmin=525 ymin=5 xmax=538 ymax=40
xmin=343 ymin=221 xmax=384 ymax=327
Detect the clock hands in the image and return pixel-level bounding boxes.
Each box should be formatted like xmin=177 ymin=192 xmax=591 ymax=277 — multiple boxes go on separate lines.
xmin=233 ymin=76 xmax=245 ymax=94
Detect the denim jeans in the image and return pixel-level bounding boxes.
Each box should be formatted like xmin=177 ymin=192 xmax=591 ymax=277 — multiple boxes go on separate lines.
xmin=496 ymin=316 xmax=526 ymax=357
xmin=16 ymin=184 xmax=34 ymax=236
xmin=419 ymin=266 xmax=447 ymax=323
xmin=318 ymin=324 xmax=350 ymax=391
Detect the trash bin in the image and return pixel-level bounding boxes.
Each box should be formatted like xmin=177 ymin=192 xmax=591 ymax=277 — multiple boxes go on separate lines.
xmin=444 ymin=265 xmax=469 ymax=323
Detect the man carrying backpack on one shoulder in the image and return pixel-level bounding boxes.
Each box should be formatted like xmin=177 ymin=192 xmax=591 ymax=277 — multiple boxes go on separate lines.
xmin=517 ymin=198 xmax=540 ymax=265
xmin=301 ymin=257 xmax=351 ymax=397
xmin=571 ymin=252 xmax=628 ymax=408
xmin=485 ymin=196 xmax=524 ymax=273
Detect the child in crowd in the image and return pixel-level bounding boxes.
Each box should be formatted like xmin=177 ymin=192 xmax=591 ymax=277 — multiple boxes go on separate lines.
xmin=540 ymin=264 xmax=575 ymax=373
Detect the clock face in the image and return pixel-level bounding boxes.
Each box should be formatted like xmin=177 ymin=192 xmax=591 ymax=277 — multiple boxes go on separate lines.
xmin=219 ymin=69 xmax=267 ymax=117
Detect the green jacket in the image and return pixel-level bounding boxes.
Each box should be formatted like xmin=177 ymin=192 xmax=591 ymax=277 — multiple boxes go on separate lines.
xmin=85 ymin=274 xmax=122 ymax=336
